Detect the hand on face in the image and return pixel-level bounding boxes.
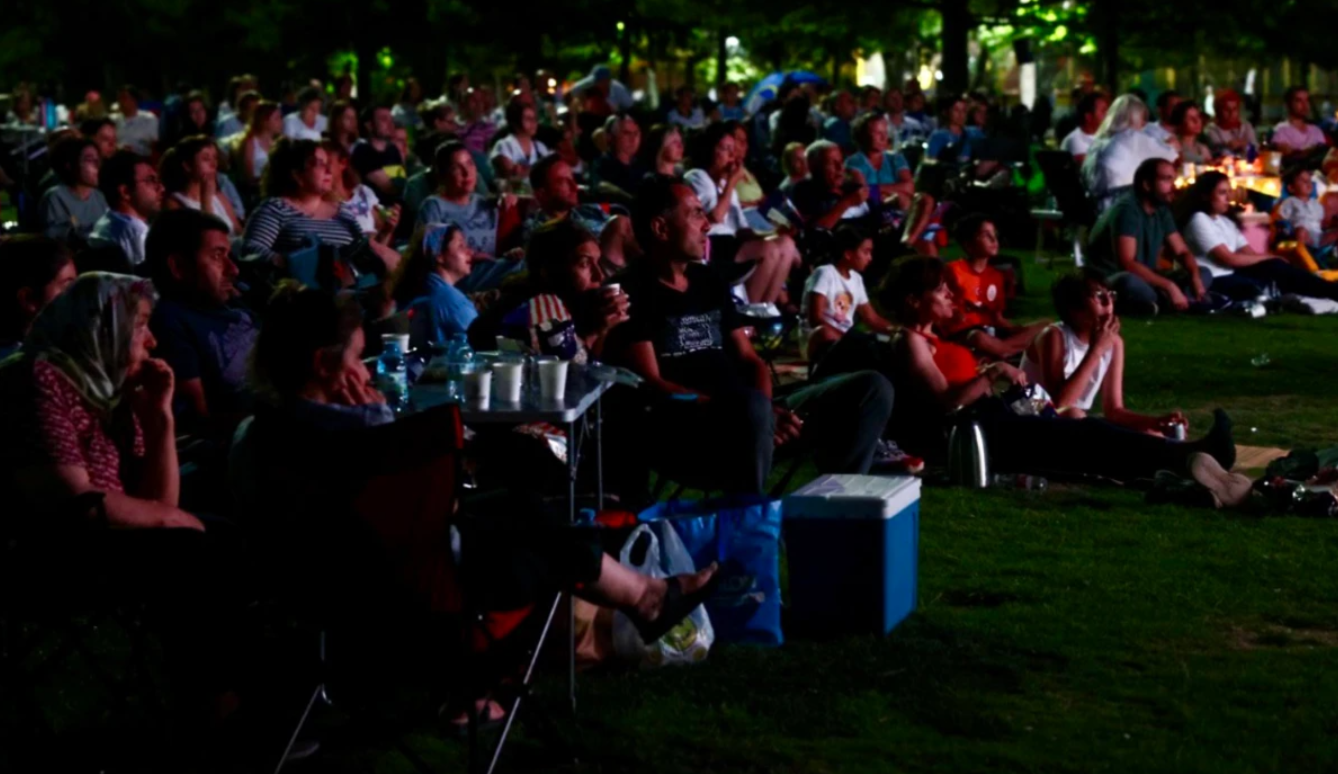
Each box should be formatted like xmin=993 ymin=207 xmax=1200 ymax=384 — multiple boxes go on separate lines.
xmin=129 ymin=357 xmax=175 ymax=421
xmin=331 ymin=368 xmax=386 ymax=407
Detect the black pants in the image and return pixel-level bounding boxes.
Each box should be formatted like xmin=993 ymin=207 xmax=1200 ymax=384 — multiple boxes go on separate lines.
xmin=1210 ymin=258 xmax=1338 ymax=302
xmin=975 ymin=405 xmax=1192 ymax=481
xmin=639 ymin=371 xmax=895 ymax=495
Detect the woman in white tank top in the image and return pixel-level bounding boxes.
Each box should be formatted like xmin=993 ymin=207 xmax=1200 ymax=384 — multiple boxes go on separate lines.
xmin=1022 ymin=271 xmax=1186 ymax=436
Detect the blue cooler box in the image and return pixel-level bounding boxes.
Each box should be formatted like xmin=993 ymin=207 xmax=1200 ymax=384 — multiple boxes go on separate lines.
xmin=783 ymin=474 xmax=920 ymax=636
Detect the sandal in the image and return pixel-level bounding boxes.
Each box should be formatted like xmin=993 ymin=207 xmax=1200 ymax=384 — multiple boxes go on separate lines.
xmin=632 ymin=567 xmax=721 ymax=646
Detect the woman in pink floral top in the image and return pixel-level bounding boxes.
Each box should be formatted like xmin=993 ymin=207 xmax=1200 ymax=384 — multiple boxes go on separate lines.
xmin=0 ymin=272 xmax=201 ymax=530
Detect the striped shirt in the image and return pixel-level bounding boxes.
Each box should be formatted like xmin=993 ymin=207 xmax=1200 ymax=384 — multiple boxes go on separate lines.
xmin=241 ymin=197 xmax=364 ymax=261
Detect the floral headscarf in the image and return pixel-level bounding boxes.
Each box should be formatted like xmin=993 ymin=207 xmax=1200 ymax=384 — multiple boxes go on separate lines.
xmin=25 ymin=272 xmax=157 ymax=413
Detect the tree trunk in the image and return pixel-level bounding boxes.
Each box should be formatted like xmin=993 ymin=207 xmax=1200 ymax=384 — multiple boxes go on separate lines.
xmin=1097 ymin=0 xmax=1120 ymax=93
xmin=940 ymin=0 xmax=971 ymax=95
xmin=716 ymin=28 xmax=728 ymax=93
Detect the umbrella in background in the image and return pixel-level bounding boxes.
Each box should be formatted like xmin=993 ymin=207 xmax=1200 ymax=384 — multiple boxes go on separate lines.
xmin=744 ymin=71 xmax=827 ymax=114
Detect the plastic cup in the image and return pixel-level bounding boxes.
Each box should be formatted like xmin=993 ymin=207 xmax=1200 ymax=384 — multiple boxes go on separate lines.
xmin=492 ymin=362 xmax=524 ymax=403
xmin=464 ymin=368 xmax=492 ymax=401
xmin=605 ymin=283 xmax=622 ymax=296
xmin=537 ymin=358 xmax=569 ymax=402
xmin=382 ymin=333 xmax=410 ymax=355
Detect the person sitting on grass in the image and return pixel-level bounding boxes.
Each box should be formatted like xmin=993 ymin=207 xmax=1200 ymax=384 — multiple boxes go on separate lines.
xmin=232 ymin=281 xmax=719 ymax=730
xmin=1276 ymin=167 xmax=1338 ymax=259
xmin=393 ymin=223 xmax=478 ymax=350
xmin=1060 ymin=92 xmax=1109 ymax=163
xmin=1085 ymin=157 xmax=1209 ymax=316
xmin=881 ymin=256 xmax=1247 ymax=504
xmin=1179 ymin=171 xmax=1338 ymax=300
xmin=1205 ymin=89 xmax=1257 ymax=158
xmin=607 ymin=174 xmax=894 ymax=496
xmin=416 ymin=141 xmax=524 ymax=292
xmin=801 ymin=224 xmax=893 ymax=362
xmin=489 ymin=98 xmax=551 ymax=186
xmin=468 ymin=217 xmax=629 ymax=362
xmin=941 ymin=214 xmax=1048 ymax=359
xmin=1170 ymin=101 xmax=1213 ymax=166
xmin=0 ymin=236 xmax=77 ymax=359
xmin=1021 ymin=269 xmax=1187 ymax=435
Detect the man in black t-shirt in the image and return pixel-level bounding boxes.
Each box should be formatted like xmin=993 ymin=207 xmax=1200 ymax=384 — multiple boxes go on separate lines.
xmin=351 ymin=104 xmax=406 ymax=202
xmin=608 ymin=174 xmax=893 ymax=494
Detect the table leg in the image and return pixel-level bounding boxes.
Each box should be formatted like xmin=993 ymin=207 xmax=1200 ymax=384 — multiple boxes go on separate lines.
xmin=596 ymin=397 xmax=604 ymax=510
xmin=567 ymin=419 xmax=577 ymax=712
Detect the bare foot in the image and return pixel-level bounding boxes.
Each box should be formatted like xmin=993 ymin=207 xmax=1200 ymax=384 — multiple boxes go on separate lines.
xmin=443 ymin=698 xmax=506 ymax=727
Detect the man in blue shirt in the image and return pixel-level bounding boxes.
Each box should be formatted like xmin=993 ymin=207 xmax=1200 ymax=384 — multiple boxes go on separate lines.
xmin=89 ymin=150 xmax=162 ymax=269
xmin=146 ymin=209 xmax=259 ymax=435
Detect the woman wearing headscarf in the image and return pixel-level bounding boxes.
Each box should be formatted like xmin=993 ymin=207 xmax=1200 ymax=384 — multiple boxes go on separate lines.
xmin=0 ymin=272 xmax=200 ymax=529
xmin=0 ymin=272 xmax=243 ymax=740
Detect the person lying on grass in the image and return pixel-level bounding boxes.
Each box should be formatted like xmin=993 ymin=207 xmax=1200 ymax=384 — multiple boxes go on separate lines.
xmin=880 ymin=256 xmax=1241 ymax=493
xmin=802 ymin=223 xmax=894 ymax=362
xmin=1021 ymin=269 xmax=1187 ymax=436
xmin=940 ymin=214 xmax=1048 ymax=360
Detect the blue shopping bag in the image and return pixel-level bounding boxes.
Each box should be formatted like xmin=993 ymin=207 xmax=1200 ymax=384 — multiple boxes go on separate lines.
xmin=640 ymin=497 xmax=783 ymax=646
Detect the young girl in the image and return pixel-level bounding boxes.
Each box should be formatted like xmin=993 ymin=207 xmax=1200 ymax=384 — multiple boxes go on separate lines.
xmin=239 ymin=101 xmax=282 ymax=191
xmin=1022 ymin=270 xmax=1186 ymax=434
xmin=322 ymin=139 xmax=400 ymax=244
xmin=1277 ymin=167 xmax=1338 ymax=257
xmin=393 ymin=223 xmax=478 ymax=350
xmin=1170 ymin=101 xmax=1213 ymax=165
xmin=802 ymin=224 xmax=893 ymax=362
xmin=941 ymin=215 xmax=1047 ymax=359
xmin=882 ymin=257 xmax=1245 ymax=503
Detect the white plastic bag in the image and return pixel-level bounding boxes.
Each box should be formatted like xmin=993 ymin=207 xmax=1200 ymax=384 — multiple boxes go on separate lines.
xmin=611 ymin=524 xmax=714 ymax=668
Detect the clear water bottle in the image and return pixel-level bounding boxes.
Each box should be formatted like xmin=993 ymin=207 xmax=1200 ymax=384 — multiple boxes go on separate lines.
xmin=992 ymin=473 xmax=1048 ymax=492
xmin=445 ymin=333 xmax=475 ymax=401
xmin=377 ymin=338 xmax=410 ymax=412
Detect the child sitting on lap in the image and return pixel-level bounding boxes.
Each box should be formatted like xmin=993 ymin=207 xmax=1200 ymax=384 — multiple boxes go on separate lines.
xmin=801 ymin=224 xmax=894 ymax=362
xmin=941 ymin=214 xmax=1048 ymax=359
xmin=1277 ymin=167 xmax=1338 ymax=261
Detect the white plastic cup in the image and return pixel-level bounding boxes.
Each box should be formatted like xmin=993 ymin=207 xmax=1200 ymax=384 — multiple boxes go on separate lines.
xmin=464 ymin=368 xmax=492 ymax=401
xmin=492 ymin=362 xmax=524 ymax=403
xmin=605 ymin=283 xmax=622 ymax=296
xmin=537 ymin=358 xmax=569 ymax=402
xmin=382 ymin=332 xmax=410 ymax=355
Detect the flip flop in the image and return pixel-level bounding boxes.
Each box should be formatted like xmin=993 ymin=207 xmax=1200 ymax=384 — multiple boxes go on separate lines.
xmin=633 ymin=567 xmax=721 ymax=646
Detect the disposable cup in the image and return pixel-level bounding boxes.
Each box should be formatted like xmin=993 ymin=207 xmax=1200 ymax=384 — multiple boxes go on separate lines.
xmin=464 ymin=368 xmax=492 ymax=401
xmin=492 ymin=362 xmax=524 ymax=403
xmin=537 ymin=358 xmax=569 ymax=401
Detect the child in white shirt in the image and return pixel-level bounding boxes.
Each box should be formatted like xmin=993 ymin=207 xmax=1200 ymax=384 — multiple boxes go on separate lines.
xmin=1277 ymin=168 xmax=1337 ymax=251
xmin=802 ymin=224 xmax=894 ymax=361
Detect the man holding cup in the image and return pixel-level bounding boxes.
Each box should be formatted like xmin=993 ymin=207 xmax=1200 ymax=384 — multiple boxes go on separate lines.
xmin=605 ymin=174 xmax=895 ymax=495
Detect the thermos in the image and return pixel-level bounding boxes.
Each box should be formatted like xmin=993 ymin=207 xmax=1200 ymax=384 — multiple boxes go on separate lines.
xmin=948 ymin=420 xmax=990 ymax=488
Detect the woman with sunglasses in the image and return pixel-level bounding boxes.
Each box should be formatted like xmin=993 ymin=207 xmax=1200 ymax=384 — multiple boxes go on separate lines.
xmin=1021 ymin=269 xmax=1185 ymax=435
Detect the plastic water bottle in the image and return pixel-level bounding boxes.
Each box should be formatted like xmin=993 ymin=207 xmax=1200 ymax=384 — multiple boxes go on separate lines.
xmin=445 ymin=333 xmax=475 ymax=401
xmin=377 ymin=339 xmax=410 ymax=412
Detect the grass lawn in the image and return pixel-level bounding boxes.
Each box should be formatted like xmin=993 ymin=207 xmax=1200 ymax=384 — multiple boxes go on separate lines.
xmin=12 ymin=258 xmax=1338 ymax=773
xmin=309 ymin=258 xmax=1338 ymax=773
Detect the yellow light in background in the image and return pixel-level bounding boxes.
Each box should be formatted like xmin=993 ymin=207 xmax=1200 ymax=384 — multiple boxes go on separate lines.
xmin=616 ymin=21 xmax=625 ymax=32
xmin=917 ymin=64 xmax=935 ymax=91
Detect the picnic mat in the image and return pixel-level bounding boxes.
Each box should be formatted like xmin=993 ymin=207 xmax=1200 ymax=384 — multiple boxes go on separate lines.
xmin=1234 ymin=445 xmax=1289 ymax=471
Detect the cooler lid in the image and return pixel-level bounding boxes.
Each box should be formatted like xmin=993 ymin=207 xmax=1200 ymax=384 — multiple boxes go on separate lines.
xmin=784 ymin=474 xmax=921 ymax=519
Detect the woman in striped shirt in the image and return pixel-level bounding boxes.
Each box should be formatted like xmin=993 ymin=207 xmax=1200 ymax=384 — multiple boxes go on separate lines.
xmin=241 ymin=138 xmax=401 ymax=274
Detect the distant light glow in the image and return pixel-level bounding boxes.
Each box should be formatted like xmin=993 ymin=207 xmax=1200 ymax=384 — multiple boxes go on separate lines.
xmin=616 ymin=21 xmax=625 ymax=32
xmin=548 ymin=78 xmax=557 ymax=88
xmin=726 ymin=36 xmax=740 ymax=49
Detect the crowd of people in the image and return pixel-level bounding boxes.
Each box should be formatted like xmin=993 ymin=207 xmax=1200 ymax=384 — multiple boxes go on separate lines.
xmin=3 ymin=65 xmax=1336 ymax=761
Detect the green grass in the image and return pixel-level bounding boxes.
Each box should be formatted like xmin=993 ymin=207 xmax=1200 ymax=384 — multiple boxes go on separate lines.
xmin=310 ymin=258 xmax=1338 ymax=773
xmin=16 ymin=258 xmax=1338 ymax=773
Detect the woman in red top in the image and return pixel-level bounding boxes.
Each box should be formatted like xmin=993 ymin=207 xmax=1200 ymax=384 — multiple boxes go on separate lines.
xmin=882 ymin=258 xmax=1245 ymax=498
